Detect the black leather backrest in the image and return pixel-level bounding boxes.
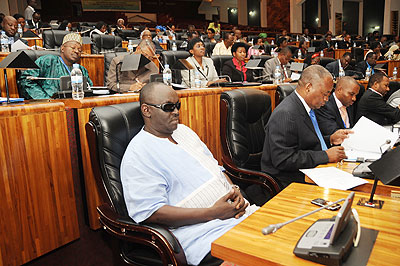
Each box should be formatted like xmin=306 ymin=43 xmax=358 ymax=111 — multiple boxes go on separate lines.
xmin=311 ymin=40 xmax=322 ymax=48
xmin=175 ymin=32 xmax=183 ymax=40
xmin=287 ymin=45 xmax=298 ymax=55
xmin=160 ymin=50 xmax=190 ymax=84
xmin=43 ymin=29 xmax=69 ymax=49
xmin=351 ymin=47 xmax=364 ymax=63
xmin=277 ymin=84 xmax=296 ymax=103
xmin=89 ymin=102 xmax=144 ymax=216
xmin=221 ymin=89 xmax=271 ymax=170
xmin=119 ymin=29 xmax=139 ymax=40
xmin=22 ymin=49 xmax=60 ymax=62
xmin=204 ymin=42 xmax=216 ymax=57
xmin=104 ymin=51 xmax=129 ymax=83
xmin=211 ymin=55 xmax=233 ymax=76
xmin=92 ymin=35 xmax=123 ymax=54
xmin=320 ymin=57 xmax=336 ymax=67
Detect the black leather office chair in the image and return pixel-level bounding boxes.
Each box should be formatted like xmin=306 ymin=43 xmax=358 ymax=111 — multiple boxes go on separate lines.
xmin=92 ymin=34 xmax=123 ymax=54
xmin=211 ymin=55 xmax=233 ymax=76
xmin=220 ymin=89 xmax=281 ymax=205
xmin=118 ymin=29 xmax=140 ymax=40
xmin=276 ymin=84 xmax=297 ymax=106
xmin=204 ymin=42 xmax=216 ymax=57
xmin=103 ymin=52 xmax=129 ymax=86
xmin=320 ymin=57 xmax=336 ymax=68
xmin=161 ymin=50 xmax=190 ymax=83
xmin=42 ymin=29 xmax=70 ymax=49
xmin=311 ymin=40 xmax=322 ymax=50
xmin=86 ymin=102 xmax=187 ymax=266
xmin=351 ymin=47 xmax=364 ymax=63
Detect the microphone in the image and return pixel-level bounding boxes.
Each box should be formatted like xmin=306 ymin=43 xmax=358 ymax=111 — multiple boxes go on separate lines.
xmin=145 ymin=39 xmax=165 ymax=71
xmin=379 ymin=139 xmax=391 ymax=155
xmin=26 ymin=76 xmax=60 ymax=80
xmin=115 ymin=61 xmax=122 ymax=94
xmin=261 ymin=198 xmax=345 ymax=235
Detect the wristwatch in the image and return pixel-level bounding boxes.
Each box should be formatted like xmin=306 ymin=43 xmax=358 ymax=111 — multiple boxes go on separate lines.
xmin=232 ymin=184 xmax=240 ymax=190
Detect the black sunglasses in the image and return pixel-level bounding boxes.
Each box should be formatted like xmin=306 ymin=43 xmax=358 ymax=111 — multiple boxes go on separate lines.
xmin=145 ymin=101 xmax=181 ymax=112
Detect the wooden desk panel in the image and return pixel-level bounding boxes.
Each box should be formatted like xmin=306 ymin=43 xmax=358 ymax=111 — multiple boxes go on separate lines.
xmin=212 ymin=183 xmax=400 ymax=266
xmin=80 ymin=54 xmax=104 ymax=86
xmin=0 ymin=52 xmax=19 ymax=98
xmin=63 ymin=85 xmax=277 ymax=229
xmin=23 ymin=37 xmax=43 ymax=48
xmin=334 ymin=49 xmax=351 ymax=59
xmin=0 ymin=102 xmax=79 ymax=266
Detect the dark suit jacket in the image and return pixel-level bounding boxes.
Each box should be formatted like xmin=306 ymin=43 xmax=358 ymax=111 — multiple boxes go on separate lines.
xmin=325 ymin=60 xmax=340 ymax=78
xmin=261 ymin=92 xmax=330 ymax=188
xmin=338 ymin=40 xmax=352 ymax=49
xmin=315 ymin=94 xmax=355 ymax=136
xmin=320 ymin=40 xmax=334 ymax=51
xmin=354 ymin=61 xmax=374 ymax=77
xmin=27 ymin=20 xmax=44 ymax=29
xmin=356 ymin=89 xmax=400 ymax=125
xmin=221 ymin=59 xmax=254 ymax=82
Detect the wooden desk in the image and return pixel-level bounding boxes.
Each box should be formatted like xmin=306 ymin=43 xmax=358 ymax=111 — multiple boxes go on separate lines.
xmin=334 ymin=49 xmax=351 ymax=59
xmin=212 ymin=183 xmax=400 ymax=265
xmin=376 ymin=60 xmax=400 ymax=77
xmin=0 ymin=52 xmax=19 ymax=98
xmin=0 ymin=102 xmax=79 ymax=266
xmin=305 ymin=162 xmax=400 ymax=199
xmin=23 ymin=37 xmax=43 ymax=48
xmin=61 ymin=85 xmax=277 ymax=229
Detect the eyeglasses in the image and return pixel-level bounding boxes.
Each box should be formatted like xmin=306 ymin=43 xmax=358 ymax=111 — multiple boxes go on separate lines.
xmin=145 ymin=101 xmax=181 ymax=112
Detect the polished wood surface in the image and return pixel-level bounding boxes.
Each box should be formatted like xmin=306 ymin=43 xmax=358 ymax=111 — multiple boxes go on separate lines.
xmin=305 ymin=162 xmax=400 ymax=198
xmin=376 ymin=60 xmax=400 ymax=77
xmin=0 ymin=102 xmax=79 ymax=266
xmin=80 ymin=54 xmax=104 ymax=86
xmin=0 ymin=52 xmax=19 ymax=98
xmin=212 ymin=183 xmax=400 ymax=266
xmin=334 ymin=48 xmax=351 ymax=59
xmin=23 ymin=37 xmax=43 ymax=48
xmin=62 ymin=85 xmax=277 ymax=229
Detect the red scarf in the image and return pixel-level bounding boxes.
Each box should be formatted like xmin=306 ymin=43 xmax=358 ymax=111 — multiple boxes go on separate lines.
xmin=232 ymin=57 xmax=247 ymax=81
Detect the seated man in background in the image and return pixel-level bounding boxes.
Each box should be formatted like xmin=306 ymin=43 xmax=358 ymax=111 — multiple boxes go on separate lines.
xmin=26 ymin=11 xmax=43 ymax=30
xmin=315 ymin=76 xmax=360 ymax=135
xmin=325 ymin=52 xmax=352 ymax=78
xmin=261 ymin=65 xmax=351 ymax=188
xmin=212 ymin=31 xmax=234 ymax=56
xmin=203 ymin=28 xmax=216 ymax=43
xmin=0 ymin=15 xmax=27 ymax=51
xmin=354 ymin=52 xmax=377 ymax=78
xmin=262 ymin=47 xmax=292 ymax=82
xmin=337 ymin=34 xmax=352 ymax=49
xmin=140 ymin=29 xmax=163 ymax=52
xmin=106 ymin=40 xmax=159 ymax=92
xmin=320 ymin=33 xmax=334 ymax=52
xmin=356 ymin=72 xmax=400 ymax=125
xmin=19 ymin=33 xmax=92 ymax=99
xmin=121 ymin=82 xmax=258 ymax=266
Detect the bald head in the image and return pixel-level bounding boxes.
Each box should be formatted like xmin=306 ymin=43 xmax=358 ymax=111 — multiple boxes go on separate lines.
xmin=140 ymin=82 xmax=180 ymax=138
xmin=2 ymin=16 xmax=17 ymax=37
xmin=297 ymin=65 xmax=334 ymax=109
xmin=335 ymin=76 xmax=360 ymax=107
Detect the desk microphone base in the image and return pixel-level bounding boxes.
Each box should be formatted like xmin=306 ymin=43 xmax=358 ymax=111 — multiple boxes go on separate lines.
xmin=357 ymin=198 xmax=384 ymax=209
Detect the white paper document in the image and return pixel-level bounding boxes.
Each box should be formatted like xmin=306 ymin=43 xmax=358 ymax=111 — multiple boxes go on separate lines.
xmin=301 ymin=167 xmax=368 ymax=190
xmin=341 ymin=116 xmax=399 ymax=160
xmin=290 ymin=72 xmax=301 ymax=81
xmin=11 ymin=40 xmax=30 ymax=52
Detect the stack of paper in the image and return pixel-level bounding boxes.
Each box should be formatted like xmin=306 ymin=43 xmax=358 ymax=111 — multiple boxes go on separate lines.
xmin=301 ymin=167 xmax=368 ymax=190
xmin=341 ymin=116 xmax=399 ymax=161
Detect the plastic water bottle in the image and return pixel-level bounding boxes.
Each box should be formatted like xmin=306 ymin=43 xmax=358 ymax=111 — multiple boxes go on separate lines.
xmin=335 ymin=42 xmax=338 ymax=49
xmin=339 ymin=67 xmax=345 ymax=78
xmin=274 ymin=65 xmax=281 ymax=85
xmin=320 ymin=50 xmax=324 ymax=57
xmin=17 ymin=24 xmax=23 ymax=38
xmin=296 ymin=35 xmax=299 ymax=41
xmin=1 ymin=31 xmax=9 ymax=52
xmin=393 ymin=67 xmax=397 ymax=80
xmin=71 ymin=64 xmax=84 ymax=100
xmin=163 ymin=64 xmax=172 ymax=86
xmin=353 ymin=42 xmax=356 ymax=48
xmin=194 ymin=70 xmax=201 ymax=88
xmin=172 ymin=42 xmax=177 ymax=51
xmin=65 ymin=26 xmax=69 ymax=32
xmin=297 ymin=49 xmax=302 ymax=59
xmin=314 ymin=35 xmax=316 ymax=40
xmin=128 ymin=40 xmax=134 ymax=53
xmin=271 ymin=40 xmax=274 ymax=46
xmin=365 ymin=66 xmax=371 ymax=80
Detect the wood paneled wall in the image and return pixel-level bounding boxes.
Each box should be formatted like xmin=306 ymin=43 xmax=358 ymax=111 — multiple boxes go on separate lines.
xmin=267 ymin=0 xmax=290 ymax=31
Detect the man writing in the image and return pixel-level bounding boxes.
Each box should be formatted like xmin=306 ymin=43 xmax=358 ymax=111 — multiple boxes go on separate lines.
xmin=19 ymin=33 xmax=92 ymax=99
xmin=261 ymin=65 xmax=351 ymax=188
xmin=106 ymin=40 xmax=159 ymax=92
xmin=325 ymin=52 xmax=352 ymax=78
xmin=315 ymin=76 xmax=360 ymax=135
xmin=262 ymin=47 xmax=292 ymax=83
xmin=121 ymin=82 xmax=257 ymax=265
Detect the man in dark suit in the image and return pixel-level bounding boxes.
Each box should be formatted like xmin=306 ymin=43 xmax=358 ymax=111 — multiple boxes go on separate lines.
xmin=315 ymin=77 xmax=360 ymax=135
xmin=320 ymin=34 xmax=334 ymax=52
xmin=354 ymin=52 xmax=377 ymax=77
xmin=261 ymin=65 xmax=350 ymax=188
xmin=338 ymin=34 xmax=352 ymax=49
xmin=26 ymin=12 xmax=43 ymax=30
xmin=356 ymin=72 xmax=400 ymax=125
xmin=325 ymin=52 xmax=352 ymax=78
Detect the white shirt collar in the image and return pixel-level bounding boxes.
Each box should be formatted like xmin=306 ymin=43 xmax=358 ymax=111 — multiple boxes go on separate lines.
xmin=295 ymin=90 xmax=311 ymax=114
xmin=338 ymin=59 xmax=342 ymax=69
xmin=28 ymin=5 xmax=35 ymax=11
xmin=333 ymin=92 xmax=344 ymax=109
xmin=368 ymin=87 xmax=383 ymax=97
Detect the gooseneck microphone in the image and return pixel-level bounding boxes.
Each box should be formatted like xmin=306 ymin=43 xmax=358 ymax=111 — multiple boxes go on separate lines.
xmin=145 ymin=39 xmax=165 ymax=71
xmin=261 ymin=198 xmax=345 ymax=235
xmin=379 ymin=139 xmax=391 ymax=155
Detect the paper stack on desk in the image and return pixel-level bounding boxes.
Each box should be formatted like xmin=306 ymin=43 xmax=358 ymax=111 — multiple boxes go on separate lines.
xmin=341 ymin=116 xmax=399 ymax=161
xmin=301 ymin=167 xmax=368 ymax=190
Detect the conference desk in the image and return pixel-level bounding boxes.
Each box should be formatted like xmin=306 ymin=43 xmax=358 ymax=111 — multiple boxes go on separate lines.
xmin=306 ymin=162 xmax=400 ymax=199
xmin=212 ymin=183 xmax=400 ymax=265
xmin=0 ymin=101 xmax=79 ymax=266
xmin=60 ymin=84 xmax=278 ymax=229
